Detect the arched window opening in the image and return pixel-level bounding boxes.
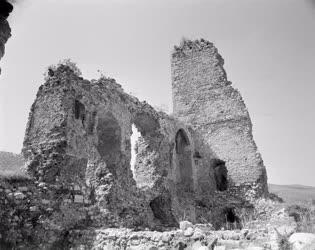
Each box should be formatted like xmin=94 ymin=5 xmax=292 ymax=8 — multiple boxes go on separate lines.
xmin=96 ymin=113 xmax=122 ymax=175
xmin=74 ymin=100 xmax=86 ymax=126
xmin=175 ymin=129 xmax=190 ymax=154
xmin=175 ymin=129 xmax=193 ymax=192
xmin=213 ymin=159 xmax=228 ymax=191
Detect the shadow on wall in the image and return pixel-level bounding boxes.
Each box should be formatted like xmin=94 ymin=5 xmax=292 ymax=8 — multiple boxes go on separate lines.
xmin=175 ymin=129 xmax=193 ymax=192
xmin=213 ymin=159 xmax=228 ymax=191
xmin=149 ymin=195 xmax=179 ymax=228
xmin=96 ymin=112 xmax=122 ymax=178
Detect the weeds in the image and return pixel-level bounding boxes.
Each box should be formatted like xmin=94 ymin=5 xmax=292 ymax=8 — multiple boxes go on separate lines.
xmin=275 ymin=228 xmax=292 ymax=250
xmin=286 ymin=203 xmax=315 ymax=233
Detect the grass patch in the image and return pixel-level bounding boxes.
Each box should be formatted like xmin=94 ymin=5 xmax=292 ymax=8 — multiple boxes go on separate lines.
xmin=286 ymin=202 xmax=315 ymax=233
xmin=0 ymin=169 xmax=31 ymax=184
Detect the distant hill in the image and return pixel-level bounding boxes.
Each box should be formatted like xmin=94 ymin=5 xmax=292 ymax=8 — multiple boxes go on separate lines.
xmin=269 ymin=183 xmax=315 ymax=204
xmin=0 ymin=151 xmax=25 ymax=177
xmin=1 ymin=150 xmax=315 ymax=204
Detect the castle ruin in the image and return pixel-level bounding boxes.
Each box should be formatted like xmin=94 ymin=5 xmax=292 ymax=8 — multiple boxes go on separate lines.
xmin=0 ymin=10 xmax=270 ymax=244
xmin=21 ymin=38 xmax=268 ymax=231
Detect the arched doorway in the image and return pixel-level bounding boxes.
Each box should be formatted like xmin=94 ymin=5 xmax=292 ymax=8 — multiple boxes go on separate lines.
xmin=96 ymin=112 xmax=122 ymax=176
xmin=175 ymin=129 xmax=193 ymax=192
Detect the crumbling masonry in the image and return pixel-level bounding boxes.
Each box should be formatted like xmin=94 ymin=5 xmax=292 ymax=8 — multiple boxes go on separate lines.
xmin=22 ymin=39 xmax=267 ymax=230
xmin=0 ymin=37 xmax=268 ymax=248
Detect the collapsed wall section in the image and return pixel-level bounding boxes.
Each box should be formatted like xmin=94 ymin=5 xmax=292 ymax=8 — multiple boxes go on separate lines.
xmin=171 ymin=39 xmax=268 ymax=196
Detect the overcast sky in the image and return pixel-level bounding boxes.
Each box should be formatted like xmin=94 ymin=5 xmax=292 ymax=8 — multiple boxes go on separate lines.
xmin=0 ymin=0 xmax=315 ymax=186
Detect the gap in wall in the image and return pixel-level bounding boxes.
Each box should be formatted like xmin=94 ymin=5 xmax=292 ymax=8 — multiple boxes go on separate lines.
xmin=130 ymin=124 xmax=141 ymax=176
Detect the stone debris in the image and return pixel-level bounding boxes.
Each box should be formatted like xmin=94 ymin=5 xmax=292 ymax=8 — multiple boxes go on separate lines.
xmin=184 ymin=227 xmax=194 ymax=237
xmin=180 ymin=221 xmax=194 ymax=231
xmin=289 ymin=233 xmax=315 ymax=250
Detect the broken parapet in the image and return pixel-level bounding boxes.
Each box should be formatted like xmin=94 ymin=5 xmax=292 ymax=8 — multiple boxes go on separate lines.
xmin=171 ymin=38 xmax=268 ymax=196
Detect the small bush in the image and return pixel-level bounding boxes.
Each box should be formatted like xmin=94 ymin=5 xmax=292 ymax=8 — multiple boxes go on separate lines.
xmin=44 ymin=58 xmax=82 ymax=80
xmin=286 ymin=204 xmax=315 ymax=233
xmin=275 ymin=228 xmax=292 ymax=250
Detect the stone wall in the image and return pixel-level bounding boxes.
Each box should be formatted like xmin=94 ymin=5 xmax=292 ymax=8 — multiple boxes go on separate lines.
xmin=0 ymin=38 xmax=272 ymax=248
xmin=171 ymin=39 xmax=268 ymax=196
xmin=22 ymin=65 xmax=218 ymax=237
xmin=0 ymin=174 xmax=99 ymax=249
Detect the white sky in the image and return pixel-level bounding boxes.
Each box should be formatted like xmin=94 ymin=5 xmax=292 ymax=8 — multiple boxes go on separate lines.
xmin=1 ymin=0 xmax=315 ymax=186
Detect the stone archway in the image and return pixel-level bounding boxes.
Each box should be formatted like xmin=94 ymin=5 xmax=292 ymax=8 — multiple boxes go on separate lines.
xmin=175 ymin=129 xmax=193 ymax=192
xmin=96 ymin=112 xmax=122 ymax=177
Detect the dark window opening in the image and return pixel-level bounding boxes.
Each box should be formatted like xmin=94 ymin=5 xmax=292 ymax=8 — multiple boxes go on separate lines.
xmin=74 ymin=100 xmax=86 ymax=126
xmin=225 ymin=208 xmax=237 ymax=223
xmin=213 ymin=159 xmax=228 ymax=191
xmin=175 ymin=129 xmax=190 ymax=154
xmin=175 ymin=129 xmax=193 ymax=192
xmin=224 ymin=207 xmax=241 ymax=230
xmin=96 ymin=113 xmax=122 ymax=178
xmin=193 ymin=151 xmax=202 ymax=165
xmin=193 ymin=151 xmax=202 ymax=158
xmin=87 ymin=111 xmax=97 ymax=134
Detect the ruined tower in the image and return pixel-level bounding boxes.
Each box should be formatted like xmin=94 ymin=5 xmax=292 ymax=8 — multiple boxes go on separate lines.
xmin=171 ymin=39 xmax=268 ymax=195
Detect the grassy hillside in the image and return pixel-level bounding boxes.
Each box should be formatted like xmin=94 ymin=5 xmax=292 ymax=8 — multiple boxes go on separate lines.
xmin=0 ymin=151 xmax=26 ymax=178
xmin=269 ymin=183 xmax=315 ymax=204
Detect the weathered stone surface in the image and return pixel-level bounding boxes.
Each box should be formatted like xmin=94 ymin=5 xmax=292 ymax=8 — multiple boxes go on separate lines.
xmin=213 ymin=246 xmax=226 ymax=250
xmin=172 ymin=38 xmax=268 ymax=197
xmin=196 ymin=246 xmax=209 ymax=250
xmin=184 ymin=227 xmax=194 ymax=237
xmin=0 ymin=38 xmax=272 ymax=249
xmin=289 ymin=233 xmax=315 ymax=250
xmin=180 ymin=220 xmax=193 ymax=230
xmin=21 ymin=63 xmax=221 ymax=236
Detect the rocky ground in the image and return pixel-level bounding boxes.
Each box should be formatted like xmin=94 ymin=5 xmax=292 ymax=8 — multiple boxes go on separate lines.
xmin=67 ymin=198 xmax=315 ymax=250
xmin=1 ymin=169 xmax=314 ymax=249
